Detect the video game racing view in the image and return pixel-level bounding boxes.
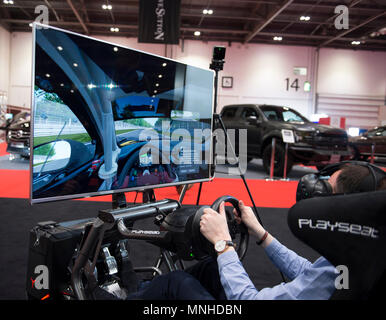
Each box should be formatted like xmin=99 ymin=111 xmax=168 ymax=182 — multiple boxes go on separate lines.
xmin=31 ymin=25 xmax=214 ymax=203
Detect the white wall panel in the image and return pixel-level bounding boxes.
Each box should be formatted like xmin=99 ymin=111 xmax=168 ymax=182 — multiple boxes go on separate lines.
xmin=5 ymin=31 xmax=386 ymax=130
xmin=0 ymin=26 xmax=10 ymax=95
xmin=8 ymin=32 xmax=32 ymax=108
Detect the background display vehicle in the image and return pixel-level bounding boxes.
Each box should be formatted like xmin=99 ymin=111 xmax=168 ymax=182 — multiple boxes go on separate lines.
xmin=220 ymin=104 xmax=351 ymax=175
xmin=31 ymin=25 xmax=214 ymax=203
xmin=349 ymin=126 xmax=386 ymax=163
xmin=0 ymin=111 xmax=31 ymax=159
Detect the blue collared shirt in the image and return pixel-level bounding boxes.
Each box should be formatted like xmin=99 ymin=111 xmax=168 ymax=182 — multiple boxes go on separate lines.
xmin=217 ymin=238 xmax=337 ymax=300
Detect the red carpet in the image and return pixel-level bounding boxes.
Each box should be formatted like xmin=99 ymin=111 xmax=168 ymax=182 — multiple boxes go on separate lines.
xmin=0 ymin=142 xmax=8 ymax=157
xmin=0 ymin=169 xmax=298 ymax=208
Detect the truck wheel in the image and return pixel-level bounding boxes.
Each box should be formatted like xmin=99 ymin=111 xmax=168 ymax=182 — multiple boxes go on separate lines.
xmin=262 ymin=142 xmax=293 ymax=177
xmin=348 ymin=145 xmax=360 ymax=161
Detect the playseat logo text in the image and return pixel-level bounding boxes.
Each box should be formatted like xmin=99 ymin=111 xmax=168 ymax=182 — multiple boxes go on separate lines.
xmin=131 ymin=230 xmax=161 ymax=235
xmin=31 ymin=265 xmax=49 ymax=290
xmin=298 ymin=219 xmax=379 ymax=238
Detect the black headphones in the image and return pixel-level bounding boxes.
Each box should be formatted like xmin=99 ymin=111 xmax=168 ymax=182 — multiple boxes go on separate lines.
xmin=296 ymin=161 xmax=386 ymax=202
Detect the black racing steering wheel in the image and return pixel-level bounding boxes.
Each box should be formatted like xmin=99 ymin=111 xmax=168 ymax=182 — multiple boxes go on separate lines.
xmin=191 ymin=195 xmax=249 ymax=261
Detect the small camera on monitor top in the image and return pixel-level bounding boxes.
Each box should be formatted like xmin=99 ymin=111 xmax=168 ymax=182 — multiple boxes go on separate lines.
xmin=210 ymin=46 xmax=226 ymax=71
xmin=212 ymin=46 xmax=226 ymax=61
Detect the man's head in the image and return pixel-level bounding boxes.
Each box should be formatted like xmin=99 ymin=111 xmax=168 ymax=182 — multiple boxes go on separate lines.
xmin=296 ymin=162 xmax=386 ymax=201
xmin=328 ymin=164 xmax=378 ymax=194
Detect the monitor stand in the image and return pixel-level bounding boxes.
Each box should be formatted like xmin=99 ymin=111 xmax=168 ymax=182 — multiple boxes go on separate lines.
xmin=142 ymin=189 xmax=156 ymax=203
xmin=112 ymin=192 xmax=127 ymax=209
xmin=112 ymin=189 xmax=156 ymax=210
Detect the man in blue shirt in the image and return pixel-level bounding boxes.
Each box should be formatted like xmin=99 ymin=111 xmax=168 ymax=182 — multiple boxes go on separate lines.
xmin=93 ymin=164 xmax=383 ymax=300
xmin=113 ymin=199 xmax=337 ymax=300
xmin=199 ymin=200 xmax=337 ymax=300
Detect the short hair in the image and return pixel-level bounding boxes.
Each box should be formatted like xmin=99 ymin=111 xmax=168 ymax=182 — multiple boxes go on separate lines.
xmin=377 ymin=177 xmax=386 ymax=191
xmin=335 ymin=164 xmax=372 ymax=194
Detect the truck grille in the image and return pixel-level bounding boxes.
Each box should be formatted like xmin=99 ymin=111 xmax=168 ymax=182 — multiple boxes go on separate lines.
xmin=8 ymin=129 xmax=30 ymax=141
xmin=314 ymin=133 xmax=348 ymax=150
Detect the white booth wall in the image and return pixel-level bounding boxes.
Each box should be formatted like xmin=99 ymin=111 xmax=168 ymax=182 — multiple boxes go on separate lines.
xmin=0 ymin=26 xmax=385 ymax=128
xmin=0 ymin=26 xmax=10 ymax=98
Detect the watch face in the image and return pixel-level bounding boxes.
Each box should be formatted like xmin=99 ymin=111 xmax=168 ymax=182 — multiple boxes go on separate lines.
xmin=215 ymin=240 xmax=226 ymax=252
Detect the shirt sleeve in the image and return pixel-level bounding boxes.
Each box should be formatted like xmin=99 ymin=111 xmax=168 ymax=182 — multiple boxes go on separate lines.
xmin=264 ymin=238 xmax=312 ymax=281
xmin=217 ymin=241 xmax=337 ymax=300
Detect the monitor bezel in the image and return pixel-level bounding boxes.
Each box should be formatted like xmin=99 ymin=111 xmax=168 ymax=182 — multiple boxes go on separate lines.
xmin=30 ymin=23 xmax=215 ymax=204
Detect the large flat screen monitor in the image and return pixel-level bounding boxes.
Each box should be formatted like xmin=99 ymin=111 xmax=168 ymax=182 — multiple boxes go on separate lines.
xmin=30 ymin=24 xmax=214 ymax=204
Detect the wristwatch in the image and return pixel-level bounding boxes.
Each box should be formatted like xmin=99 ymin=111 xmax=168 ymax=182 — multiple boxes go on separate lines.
xmin=214 ymin=240 xmax=236 ymax=254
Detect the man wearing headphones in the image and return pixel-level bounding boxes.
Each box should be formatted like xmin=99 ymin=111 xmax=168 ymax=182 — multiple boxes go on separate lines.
xmin=94 ymin=162 xmax=385 ymax=300
xmin=199 ymin=162 xmax=386 ymax=300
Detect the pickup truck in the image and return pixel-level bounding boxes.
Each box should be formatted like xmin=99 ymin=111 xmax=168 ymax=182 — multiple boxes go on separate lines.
xmin=220 ymin=104 xmax=351 ymax=176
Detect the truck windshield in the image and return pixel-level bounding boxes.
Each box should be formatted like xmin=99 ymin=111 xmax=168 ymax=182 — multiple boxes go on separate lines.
xmin=260 ymin=106 xmax=309 ymax=123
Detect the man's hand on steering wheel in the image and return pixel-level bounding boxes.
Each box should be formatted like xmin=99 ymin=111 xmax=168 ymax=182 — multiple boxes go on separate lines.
xmin=200 ymin=202 xmax=232 ymax=245
xmin=233 ymin=200 xmax=272 ymax=247
xmin=232 ymin=200 xmax=264 ymax=238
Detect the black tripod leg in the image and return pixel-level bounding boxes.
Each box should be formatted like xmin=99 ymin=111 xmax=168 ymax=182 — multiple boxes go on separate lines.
xmin=196 ymin=182 xmax=203 ymax=205
xmin=216 ymin=115 xmax=263 ymax=225
xmin=216 ymin=114 xmax=286 ymax=283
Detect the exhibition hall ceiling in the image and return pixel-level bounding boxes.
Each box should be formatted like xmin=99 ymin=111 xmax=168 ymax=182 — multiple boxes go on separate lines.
xmin=0 ymin=0 xmax=385 ymax=51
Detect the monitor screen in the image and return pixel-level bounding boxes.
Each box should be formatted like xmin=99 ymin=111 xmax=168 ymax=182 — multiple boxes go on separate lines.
xmin=30 ymin=25 xmax=214 ymax=204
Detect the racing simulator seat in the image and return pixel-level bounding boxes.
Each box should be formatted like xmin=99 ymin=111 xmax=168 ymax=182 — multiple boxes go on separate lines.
xmin=288 ymin=190 xmax=386 ymax=299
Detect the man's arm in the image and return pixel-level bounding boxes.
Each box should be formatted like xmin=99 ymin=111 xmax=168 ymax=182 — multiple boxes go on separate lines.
xmin=217 ymin=248 xmax=336 ymax=300
xmin=199 ymin=202 xmax=337 ymax=300
xmin=261 ymin=235 xmax=312 ymax=280
xmin=233 ymin=201 xmax=312 ymax=280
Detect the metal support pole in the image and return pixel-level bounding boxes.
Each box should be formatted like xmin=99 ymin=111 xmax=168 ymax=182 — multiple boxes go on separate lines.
xmin=178 ymin=184 xmax=189 ymax=204
xmin=282 ymin=142 xmax=289 ymax=180
xmin=370 ymin=144 xmax=375 ymax=164
xmin=269 ymin=138 xmax=276 ymax=179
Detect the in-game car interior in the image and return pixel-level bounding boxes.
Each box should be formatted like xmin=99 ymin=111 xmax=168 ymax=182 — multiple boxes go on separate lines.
xmin=31 ymin=27 xmax=213 ymax=202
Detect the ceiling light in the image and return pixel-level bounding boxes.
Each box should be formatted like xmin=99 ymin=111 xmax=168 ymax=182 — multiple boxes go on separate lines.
xmin=300 ymin=16 xmax=310 ymax=21
xmin=351 ymin=41 xmax=361 ymax=45
xmin=273 ymin=36 xmax=283 ymax=41
xmin=153 ymin=90 xmax=157 ymax=94
xmin=208 ymin=9 xmax=213 ymax=14
xmin=87 ymin=83 xmax=96 ymax=89
xmin=203 ymin=9 xmax=213 ymax=15
xmin=60 ymin=83 xmax=64 ymax=87
xmin=102 ymin=4 xmax=112 ymax=10
xmin=70 ymin=89 xmax=74 ymax=93
xmin=3 ymin=0 xmax=14 ymax=4
xmin=194 ymin=31 xmax=201 ymax=36
xmin=162 ymin=62 xmax=167 ymax=67
xmin=155 ymin=83 xmax=159 ymax=87
xmin=113 ymin=47 xmax=118 ymax=52
xmin=29 ymin=23 xmax=33 ymax=27
xmin=73 ymin=63 xmax=78 ymax=67
xmin=158 ymin=74 xmax=163 ymax=78
xmin=45 ymin=74 xmax=50 ymax=78
xmin=57 ymin=46 xmax=63 ymax=51
xmin=110 ymin=27 xmax=119 ymax=32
